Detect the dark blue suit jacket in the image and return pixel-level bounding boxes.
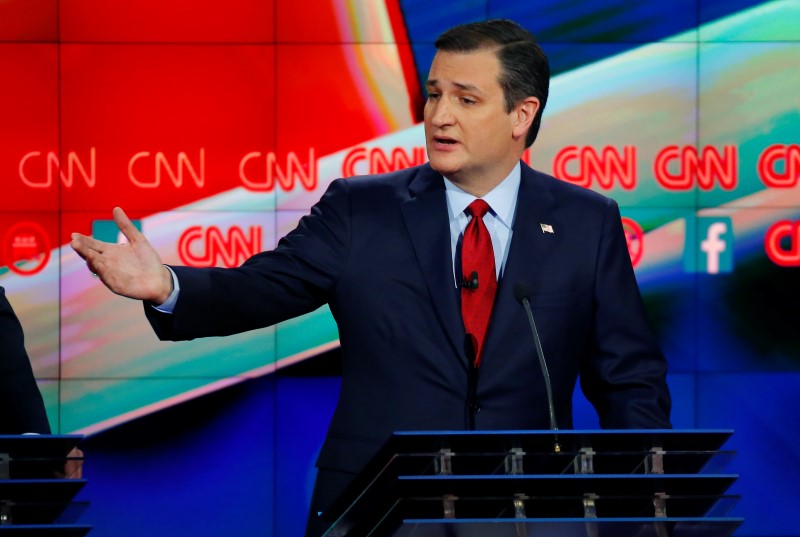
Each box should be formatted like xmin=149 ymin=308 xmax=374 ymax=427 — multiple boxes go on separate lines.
xmin=0 ymin=286 xmax=51 ymax=434
xmin=145 ymin=162 xmax=671 ymax=524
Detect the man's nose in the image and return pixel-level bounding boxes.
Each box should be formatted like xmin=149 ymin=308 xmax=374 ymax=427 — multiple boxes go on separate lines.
xmin=430 ymin=99 xmax=455 ymax=127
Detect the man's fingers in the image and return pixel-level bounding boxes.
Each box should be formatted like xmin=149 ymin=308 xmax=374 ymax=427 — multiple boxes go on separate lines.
xmin=71 ymin=232 xmax=107 ymax=256
xmin=71 ymin=239 xmax=88 ymax=261
xmin=71 ymin=207 xmax=140 ymax=256
xmin=74 ymin=237 xmax=111 ymax=275
xmin=89 ymin=258 xmax=105 ymax=276
xmin=112 ymin=207 xmax=144 ymax=244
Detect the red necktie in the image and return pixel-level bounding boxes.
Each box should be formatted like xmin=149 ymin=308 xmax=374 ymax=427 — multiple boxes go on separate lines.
xmin=461 ymin=199 xmax=497 ymax=367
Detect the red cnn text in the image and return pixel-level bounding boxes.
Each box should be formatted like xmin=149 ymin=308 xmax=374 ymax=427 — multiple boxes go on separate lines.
xmin=178 ymin=225 xmax=263 ymax=268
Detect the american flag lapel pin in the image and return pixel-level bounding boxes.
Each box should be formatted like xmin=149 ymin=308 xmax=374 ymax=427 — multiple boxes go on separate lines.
xmin=540 ymin=223 xmax=554 ymax=234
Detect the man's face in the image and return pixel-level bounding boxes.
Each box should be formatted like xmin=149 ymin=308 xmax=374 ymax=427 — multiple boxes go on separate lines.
xmin=424 ymin=49 xmax=528 ymax=191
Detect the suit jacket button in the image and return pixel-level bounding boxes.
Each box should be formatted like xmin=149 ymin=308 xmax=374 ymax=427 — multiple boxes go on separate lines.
xmin=469 ymin=401 xmax=481 ymax=414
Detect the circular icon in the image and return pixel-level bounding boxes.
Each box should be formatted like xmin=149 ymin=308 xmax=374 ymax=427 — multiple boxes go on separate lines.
xmin=3 ymin=221 xmax=51 ymax=276
xmin=621 ymin=217 xmax=644 ymax=268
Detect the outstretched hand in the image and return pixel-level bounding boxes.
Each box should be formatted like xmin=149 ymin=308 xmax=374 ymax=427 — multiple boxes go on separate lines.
xmin=70 ymin=207 xmax=173 ymax=304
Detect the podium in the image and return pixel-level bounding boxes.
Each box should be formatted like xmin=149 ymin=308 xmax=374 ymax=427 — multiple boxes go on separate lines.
xmin=322 ymin=430 xmax=742 ymax=536
xmin=0 ymin=435 xmax=89 ymax=536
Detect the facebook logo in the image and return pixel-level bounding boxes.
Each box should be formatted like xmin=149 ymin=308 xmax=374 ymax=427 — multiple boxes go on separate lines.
xmin=684 ymin=216 xmax=734 ymax=274
xmin=92 ymin=219 xmax=142 ymax=243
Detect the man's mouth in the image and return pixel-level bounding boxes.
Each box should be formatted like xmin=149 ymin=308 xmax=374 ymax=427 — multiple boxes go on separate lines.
xmin=435 ymin=137 xmax=457 ymax=145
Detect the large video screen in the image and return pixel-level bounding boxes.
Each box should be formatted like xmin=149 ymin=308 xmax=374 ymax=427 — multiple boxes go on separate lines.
xmin=1 ymin=0 xmax=798 ymax=535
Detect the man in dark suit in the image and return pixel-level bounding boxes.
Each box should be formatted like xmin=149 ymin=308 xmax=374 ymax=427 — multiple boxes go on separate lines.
xmin=71 ymin=19 xmax=670 ymax=535
xmin=0 ymin=286 xmax=51 ymax=435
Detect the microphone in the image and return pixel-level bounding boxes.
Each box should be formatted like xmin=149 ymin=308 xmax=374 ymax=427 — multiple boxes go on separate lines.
xmin=513 ymin=283 xmax=560 ymax=452
xmin=461 ymin=271 xmax=479 ymax=290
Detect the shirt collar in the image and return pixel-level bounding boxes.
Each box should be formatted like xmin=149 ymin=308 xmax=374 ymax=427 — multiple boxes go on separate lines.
xmin=443 ymin=162 xmax=521 ymax=229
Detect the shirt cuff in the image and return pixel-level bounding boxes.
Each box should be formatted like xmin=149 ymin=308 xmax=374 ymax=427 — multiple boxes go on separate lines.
xmin=151 ymin=265 xmax=180 ymax=313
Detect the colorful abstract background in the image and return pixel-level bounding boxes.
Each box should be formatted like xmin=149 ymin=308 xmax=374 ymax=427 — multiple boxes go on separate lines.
xmin=1 ymin=0 xmax=799 ymax=535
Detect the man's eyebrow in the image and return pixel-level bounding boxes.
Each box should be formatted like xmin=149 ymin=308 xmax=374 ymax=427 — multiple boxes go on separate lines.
xmin=453 ymin=81 xmax=480 ymax=92
xmin=425 ymin=79 xmax=481 ymax=93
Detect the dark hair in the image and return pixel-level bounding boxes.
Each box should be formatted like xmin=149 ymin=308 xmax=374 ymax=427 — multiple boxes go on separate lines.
xmin=435 ymin=19 xmax=550 ymax=147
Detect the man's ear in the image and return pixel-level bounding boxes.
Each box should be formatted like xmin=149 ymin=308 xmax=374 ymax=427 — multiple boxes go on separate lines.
xmin=512 ymin=97 xmax=540 ymax=140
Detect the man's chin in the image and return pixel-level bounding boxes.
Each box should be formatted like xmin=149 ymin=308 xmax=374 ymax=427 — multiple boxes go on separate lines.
xmin=428 ymin=157 xmax=461 ymax=179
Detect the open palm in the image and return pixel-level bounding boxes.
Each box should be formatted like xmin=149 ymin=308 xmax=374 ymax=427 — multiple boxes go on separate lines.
xmin=70 ymin=207 xmax=173 ymax=304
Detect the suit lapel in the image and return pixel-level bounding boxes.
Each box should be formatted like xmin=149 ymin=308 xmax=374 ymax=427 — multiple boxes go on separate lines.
xmin=401 ymin=165 xmax=468 ymax=365
xmin=481 ymin=164 xmax=559 ymax=367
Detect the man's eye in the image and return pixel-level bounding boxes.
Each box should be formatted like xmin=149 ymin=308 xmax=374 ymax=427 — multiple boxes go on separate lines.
xmin=461 ymin=97 xmax=476 ymax=105
xmin=427 ymin=93 xmax=440 ymax=100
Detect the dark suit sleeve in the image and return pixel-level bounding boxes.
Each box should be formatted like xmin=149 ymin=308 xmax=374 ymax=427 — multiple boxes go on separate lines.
xmin=145 ymin=178 xmax=352 ymax=341
xmin=0 ymin=287 xmax=51 ymax=434
xmin=579 ymin=200 xmax=672 ymax=429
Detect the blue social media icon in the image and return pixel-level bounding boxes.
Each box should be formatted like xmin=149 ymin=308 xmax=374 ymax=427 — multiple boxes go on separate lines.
xmin=683 ymin=216 xmax=734 ymax=274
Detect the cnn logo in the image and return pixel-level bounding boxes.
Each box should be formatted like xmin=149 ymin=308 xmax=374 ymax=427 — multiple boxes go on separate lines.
xmin=765 ymin=220 xmax=800 ymax=267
